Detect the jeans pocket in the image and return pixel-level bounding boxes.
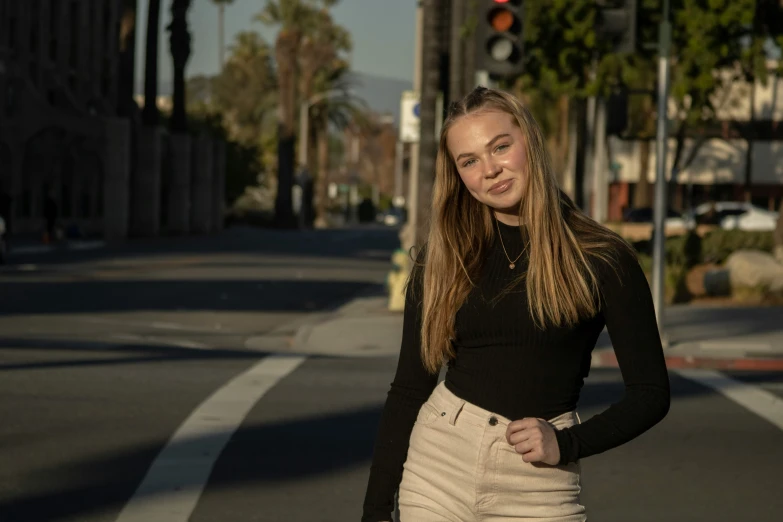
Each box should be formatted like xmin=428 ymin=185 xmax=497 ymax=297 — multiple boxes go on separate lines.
xmin=414 ymin=401 xmax=441 ymax=426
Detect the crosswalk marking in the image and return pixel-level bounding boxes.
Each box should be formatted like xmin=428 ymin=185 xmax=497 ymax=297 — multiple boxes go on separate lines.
xmin=115 ymin=354 xmax=307 ymax=522
xmin=675 ymin=369 xmax=783 ymax=432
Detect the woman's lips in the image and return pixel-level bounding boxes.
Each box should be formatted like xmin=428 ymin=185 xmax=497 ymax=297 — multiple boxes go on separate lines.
xmin=488 ymin=179 xmax=513 ymax=194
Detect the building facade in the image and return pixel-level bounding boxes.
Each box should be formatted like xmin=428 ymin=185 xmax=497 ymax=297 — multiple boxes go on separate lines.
xmin=1 ymin=0 xmax=225 ymax=241
xmin=601 ymin=63 xmax=783 ymax=221
xmin=0 ymin=0 xmax=131 ymax=238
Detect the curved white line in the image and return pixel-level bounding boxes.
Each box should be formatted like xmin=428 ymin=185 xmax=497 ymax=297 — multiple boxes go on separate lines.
xmin=115 ymin=354 xmax=307 ymax=522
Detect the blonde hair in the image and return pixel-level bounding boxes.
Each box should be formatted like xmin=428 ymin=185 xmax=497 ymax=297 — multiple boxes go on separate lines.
xmin=414 ymin=86 xmax=631 ymax=374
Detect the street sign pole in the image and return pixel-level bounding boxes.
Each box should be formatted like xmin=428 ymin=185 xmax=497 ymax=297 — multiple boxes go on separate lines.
xmin=652 ymin=0 xmax=671 ymax=344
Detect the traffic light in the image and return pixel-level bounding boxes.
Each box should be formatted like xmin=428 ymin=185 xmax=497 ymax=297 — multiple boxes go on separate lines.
xmin=596 ymin=0 xmax=637 ymax=54
xmin=476 ymin=0 xmax=525 ymax=80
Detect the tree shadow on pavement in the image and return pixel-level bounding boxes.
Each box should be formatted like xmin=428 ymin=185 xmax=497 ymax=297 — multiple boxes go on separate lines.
xmin=0 ymin=366 xmax=764 ymax=522
xmin=7 ymin=225 xmax=403 ymax=267
xmin=0 ymin=279 xmax=385 ymax=316
xmin=0 ymin=405 xmax=383 ymax=522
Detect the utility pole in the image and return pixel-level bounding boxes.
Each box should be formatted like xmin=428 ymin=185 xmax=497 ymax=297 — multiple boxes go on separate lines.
xmin=400 ymin=2 xmax=424 ymax=254
xmin=652 ymin=0 xmax=672 ymax=340
xmin=414 ymin=0 xmax=449 ymax=246
xmin=450 ymin=0 xmax=466 ymax=101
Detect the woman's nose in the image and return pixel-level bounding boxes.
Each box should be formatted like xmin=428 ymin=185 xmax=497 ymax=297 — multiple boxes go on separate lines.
xmin=485 ymin=161 xmax=502 ymax=178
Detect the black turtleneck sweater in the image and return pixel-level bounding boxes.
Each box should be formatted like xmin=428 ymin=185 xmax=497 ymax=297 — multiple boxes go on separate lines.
xmin=362 ymin=220 xmax=670 ymax=522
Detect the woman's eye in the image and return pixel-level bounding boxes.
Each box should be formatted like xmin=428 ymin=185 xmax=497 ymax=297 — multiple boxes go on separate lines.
xmin=462 ymin=158 xmax=476 ymax=167
xmin=495 ymin=144 xmax=510 ymax=153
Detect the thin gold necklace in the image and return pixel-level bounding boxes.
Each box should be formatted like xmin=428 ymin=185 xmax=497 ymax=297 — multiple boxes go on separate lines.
xmin=494 ymin=218 xmax=525 ymax=269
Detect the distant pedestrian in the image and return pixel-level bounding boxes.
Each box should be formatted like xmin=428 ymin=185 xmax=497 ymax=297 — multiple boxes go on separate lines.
xmin=362 ymin=87 xmax=670 ymax=522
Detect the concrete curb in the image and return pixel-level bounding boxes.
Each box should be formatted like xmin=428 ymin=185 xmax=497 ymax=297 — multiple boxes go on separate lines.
xmin=10 ymin=240 xmax=106 ymax=255
xmin=591 ymin=349 xmax=783 ymax=371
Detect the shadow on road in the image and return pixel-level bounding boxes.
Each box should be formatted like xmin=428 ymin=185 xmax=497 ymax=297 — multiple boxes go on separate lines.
xmin=0 ymin=404 xmax=384 ymax=522
xmin=0 ymin=365 xmax=756 ymax=522
xmin=7 ymin=225 xmax=403 ymax=267
xmin=0 ymin=279 xmax=385 ymax=316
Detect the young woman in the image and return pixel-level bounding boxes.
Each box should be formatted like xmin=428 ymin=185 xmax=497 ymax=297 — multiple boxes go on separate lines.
xmin=361 ymin=87 xmax=670 ymax=522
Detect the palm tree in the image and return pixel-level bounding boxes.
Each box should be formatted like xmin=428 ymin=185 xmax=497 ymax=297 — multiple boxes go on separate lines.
xmin=310 ymin=63 xmax=368 ymax=227
xmin=211 ymin=31 xmax=277 ymax=147
xmin=256 ymin=0 xmax=338 ymax=227
xmin=211 ymin=0 xmax=235 ymax=69
xmin=298 ymin=8 xmax=350 ymax=112
xmin=142 ymin=0 xmax=162 ymax=126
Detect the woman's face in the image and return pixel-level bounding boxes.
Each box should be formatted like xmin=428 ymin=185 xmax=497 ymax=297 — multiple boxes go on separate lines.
xmin=446 ymin=110 xmax=528 ymax=226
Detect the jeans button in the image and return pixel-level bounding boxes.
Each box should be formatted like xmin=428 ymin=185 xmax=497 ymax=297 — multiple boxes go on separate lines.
xmin=488 ymin=416 xmax=498 ymax=426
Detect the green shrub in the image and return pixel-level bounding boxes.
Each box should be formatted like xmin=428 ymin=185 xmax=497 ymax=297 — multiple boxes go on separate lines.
xmin=701 ymin=230 xmax=774 ymax=264
xmin=665 ymin=231 xmax=702 ymax=268
xmin=630 ymin=229 xmax=775 ymax=267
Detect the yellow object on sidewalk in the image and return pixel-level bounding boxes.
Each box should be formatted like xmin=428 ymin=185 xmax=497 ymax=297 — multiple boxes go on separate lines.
xmin=387 ymin=249 xmax=411 ymax=312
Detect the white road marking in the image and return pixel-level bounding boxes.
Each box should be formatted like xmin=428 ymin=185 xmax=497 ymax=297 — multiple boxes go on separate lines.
xmin=675 ymin=369 xmax=783 ymax=431
xmin=78 ymin=316 xmax=238 ymax=333
xmin=111 ymin=334 xmax=211 ymax=350
xmin=698 ymin=341 xmax=773 ymax=352
xmin=115 ymin=354 xmax=307 ymax=522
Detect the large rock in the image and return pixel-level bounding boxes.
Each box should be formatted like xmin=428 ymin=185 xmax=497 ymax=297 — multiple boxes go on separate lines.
xmin=725 ymin=250 xmax=783 ymax=293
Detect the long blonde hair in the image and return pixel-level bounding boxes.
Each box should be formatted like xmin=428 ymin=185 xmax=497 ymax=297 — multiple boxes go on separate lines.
xmin=415 ymin=86 xmax=631 ymax=374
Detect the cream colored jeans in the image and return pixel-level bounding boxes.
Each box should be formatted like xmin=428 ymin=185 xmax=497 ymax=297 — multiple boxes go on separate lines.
xmin=398 ymin=382 xmax=586 ymax=522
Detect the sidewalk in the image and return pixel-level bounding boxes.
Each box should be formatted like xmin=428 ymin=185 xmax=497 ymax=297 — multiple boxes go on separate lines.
xmin=247 ymin=295 xmax=783 ymax=371
xmin=8 ymin=238 xmax=107 ymax=255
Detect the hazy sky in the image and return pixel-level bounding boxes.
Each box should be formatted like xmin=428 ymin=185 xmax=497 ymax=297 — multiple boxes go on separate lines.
xmin=134 ymin=0 xmax=417 ymax=90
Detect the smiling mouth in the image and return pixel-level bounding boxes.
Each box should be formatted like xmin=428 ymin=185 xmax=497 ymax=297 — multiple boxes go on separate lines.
xmin=488 ymin=179 xmax=513 ymax=194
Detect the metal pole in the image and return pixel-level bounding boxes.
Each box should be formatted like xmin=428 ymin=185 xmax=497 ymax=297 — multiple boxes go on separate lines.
xmin=652 ymin=0 xmax=671 ymax=340
xmin=401 ymin=3 xmax=424 ymax=253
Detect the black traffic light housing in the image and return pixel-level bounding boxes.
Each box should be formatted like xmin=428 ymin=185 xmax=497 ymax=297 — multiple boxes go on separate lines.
xmin=596 ymin=0 xmax=637 ymax=54
xmin=476 ymin=0 xmax=525 ymax=81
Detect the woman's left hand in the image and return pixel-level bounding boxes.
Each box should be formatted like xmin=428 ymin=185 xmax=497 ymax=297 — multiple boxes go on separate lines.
xmin=505 ymin=418 xmax=560 ymax=465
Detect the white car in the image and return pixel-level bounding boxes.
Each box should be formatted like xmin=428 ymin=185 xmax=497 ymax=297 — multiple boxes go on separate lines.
xmin=687 ymin=201 xmax=779 ymax=231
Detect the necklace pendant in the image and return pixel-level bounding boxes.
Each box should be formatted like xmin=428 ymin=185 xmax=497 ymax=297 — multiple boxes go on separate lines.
xmin=509 ymin=262 xmax=515 ymax=269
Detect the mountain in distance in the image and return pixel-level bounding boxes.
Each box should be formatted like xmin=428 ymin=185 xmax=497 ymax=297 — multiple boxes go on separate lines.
xmin=345 ymin=71 xmax=412 ymax=126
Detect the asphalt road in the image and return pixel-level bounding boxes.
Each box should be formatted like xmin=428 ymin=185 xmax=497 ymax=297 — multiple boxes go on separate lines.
xmin=0 ymin=225 xmax=781 ymax=522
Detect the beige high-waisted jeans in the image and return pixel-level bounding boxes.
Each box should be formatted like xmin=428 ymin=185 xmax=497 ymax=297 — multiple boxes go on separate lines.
xmin=398 ymin=382 xmax=586 ymax=522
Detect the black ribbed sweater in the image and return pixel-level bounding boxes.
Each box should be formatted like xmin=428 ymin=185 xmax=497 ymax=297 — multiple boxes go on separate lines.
xmin=362 ymin=220 xmax=670 ymax=522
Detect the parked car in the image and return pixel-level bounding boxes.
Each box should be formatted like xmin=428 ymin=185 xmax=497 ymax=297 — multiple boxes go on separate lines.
xmin=622 ymin=207 xmax=687 ymax=228
xmin=685 ymin=201 xmax=779 ymax=231
xmin=377 ymin=207 xmax=407 ymax=227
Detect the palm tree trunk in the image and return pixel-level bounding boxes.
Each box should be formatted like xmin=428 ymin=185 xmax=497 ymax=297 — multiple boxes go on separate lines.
xmin=168 ymin=0 xmax=192 ymax=133
xmin=314 ymin=115 xmax=330 ymax=227
xmin=142 ymin=0 xmax=161 ymax=126
xmin=274 ymin=32 xmax=298 ymax=227
xmin=118 ymin=0 xmax=137 ymax=117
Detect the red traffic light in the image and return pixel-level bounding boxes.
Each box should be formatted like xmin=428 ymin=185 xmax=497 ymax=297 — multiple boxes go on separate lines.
xmin=489 ymin=9 xmax=514 ymax=32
